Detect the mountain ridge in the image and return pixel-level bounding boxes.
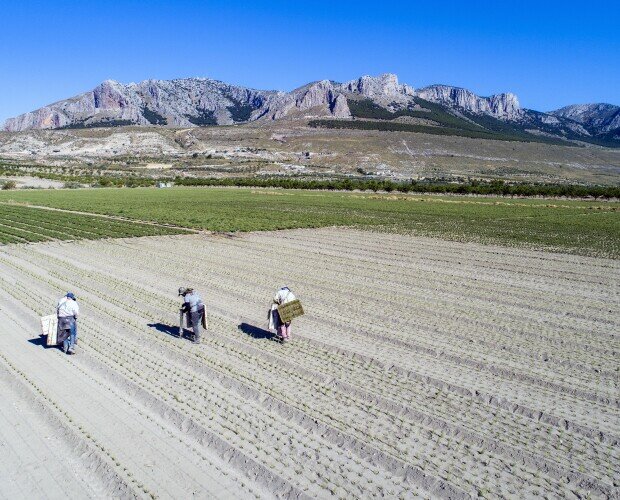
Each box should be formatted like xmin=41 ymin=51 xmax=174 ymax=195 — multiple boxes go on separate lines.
xmin=3 ymin=74 xmax=619 ymax=147
xmin=550 ymin=104 xmax=620 ymax=134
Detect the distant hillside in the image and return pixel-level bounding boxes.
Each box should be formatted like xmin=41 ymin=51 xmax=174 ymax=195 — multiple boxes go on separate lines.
xmin=550 ymin=104 xmax=620 ymax=136
xmin=4 ymin=73 xmax=619 ymax=147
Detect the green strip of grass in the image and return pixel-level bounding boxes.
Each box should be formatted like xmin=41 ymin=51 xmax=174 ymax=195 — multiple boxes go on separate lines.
xmin=1 ymin=187 xmax=618 ymax=258
xmin=0 ymin=203 xmax=190 ymax=244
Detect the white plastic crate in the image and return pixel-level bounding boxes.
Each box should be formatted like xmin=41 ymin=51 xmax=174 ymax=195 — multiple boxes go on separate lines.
xmin=41 ymin=315 xmax=58 ymax=346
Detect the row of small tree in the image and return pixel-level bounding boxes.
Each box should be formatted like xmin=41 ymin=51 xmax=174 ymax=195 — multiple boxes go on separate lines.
xmin=174 ymin=177 xmax=620 ymax=199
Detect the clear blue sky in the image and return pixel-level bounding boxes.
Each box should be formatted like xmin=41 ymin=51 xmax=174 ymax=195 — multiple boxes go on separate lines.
xmin=1 ymin=0 xmax=618 ymax=123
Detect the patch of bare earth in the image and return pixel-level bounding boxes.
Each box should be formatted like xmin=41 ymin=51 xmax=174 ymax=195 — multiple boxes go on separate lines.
xmin=0 ymin=228 xmax=618 ymax=498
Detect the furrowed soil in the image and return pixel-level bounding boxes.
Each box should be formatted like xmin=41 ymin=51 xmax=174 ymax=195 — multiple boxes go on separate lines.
xmin=0 ymin=228 xmax=618 ymax=499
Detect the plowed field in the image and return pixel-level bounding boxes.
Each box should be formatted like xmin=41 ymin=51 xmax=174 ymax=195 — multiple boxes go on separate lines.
xmin=0 ymin=229 xmax=618 ymax=499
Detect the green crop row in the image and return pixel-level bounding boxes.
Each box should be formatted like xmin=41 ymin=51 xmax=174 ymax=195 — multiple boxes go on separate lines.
xmin=0 ymin=204 xmax=189 ymax=244
xmin=1 ymin=187 xmax=618 ymax=258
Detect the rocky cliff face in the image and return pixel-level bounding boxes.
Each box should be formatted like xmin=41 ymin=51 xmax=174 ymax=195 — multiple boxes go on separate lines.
xmin=344 ymin=73 xmax=415 ymax=101
xmin=416 ymin=85 xmax=522 ymax=120
xmin=4 ymin=76 xmax=356 ymax=131
xmin=263 ymin=80 xmax=351 ymax=120
xmin=260 ymin=73 xmax=418 ymax=121
xmin=550 ymin=104 xmax=620 ymax=134
xmin=4 ymin=78 xmax=282 ymax=131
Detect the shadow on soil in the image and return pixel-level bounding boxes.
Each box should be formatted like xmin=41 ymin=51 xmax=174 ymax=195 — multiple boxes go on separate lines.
xmin=28 ymin=335 xmax=53 ymax=348
xmin=238 ymin=322 xmax=276 ymax=341
xmin=147 ymin=322 xmax=194 ymax=340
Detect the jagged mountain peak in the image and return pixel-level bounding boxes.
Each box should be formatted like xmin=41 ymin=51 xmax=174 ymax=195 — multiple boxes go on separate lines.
xmin=422 ymin=83 xmax=519 ymax=102
xmin=553 ymin=103 xmax=619 ymax=114
xmin=290 ymin=79 xmax=334 ymax=93
xmin=416 ymin=84 xmax=521 ymax=120
xmin=550 ymin=103 xmax=620 ymax=135
xmin=344 ymin=73 xmax=414 ymax=99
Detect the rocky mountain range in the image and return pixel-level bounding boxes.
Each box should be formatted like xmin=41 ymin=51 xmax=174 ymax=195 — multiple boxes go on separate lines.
xmin=3 ymin=73 xmax=619 ymax=147
xmin=550 ymin=104 xmax=620 ymax=134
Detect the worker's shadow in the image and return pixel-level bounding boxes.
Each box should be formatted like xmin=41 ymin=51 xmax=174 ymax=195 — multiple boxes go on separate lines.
xmin=238 ymin=322 xmax=275 ymax=341
xmin=147 ymin=323 xmax=193 ymax=340
xmin=28 ymin=335 xmax=54 ymax=348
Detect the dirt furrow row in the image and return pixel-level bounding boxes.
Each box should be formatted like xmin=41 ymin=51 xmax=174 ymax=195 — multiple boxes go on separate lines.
xmin=1 ymin=228 xmax=617 ymax=498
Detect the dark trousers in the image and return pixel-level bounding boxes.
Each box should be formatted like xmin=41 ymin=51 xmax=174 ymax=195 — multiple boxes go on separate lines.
xmin=58 ymin=317 xmax=77 ymax=351
xmin=190 ymin=310 xmax=203 ymax=342
xmin=63 ymin=322 xmax=77 ymax=352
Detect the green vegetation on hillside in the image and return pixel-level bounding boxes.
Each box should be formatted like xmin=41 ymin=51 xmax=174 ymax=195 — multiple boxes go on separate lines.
xmin=341 ymin=98 xmax=579 ymax=146
xmin=348 ymin=97 xmax=487 ymax=131
xmin=186 ymin=109 xmax=217 ymax=126
xmin=1 ymin=187 xmax=618 ymax=258
xmin=346 ymin=99 xmax=406 ymax=120
xmin=142 ymin=106 xmax=167 ymax=125
xmin=226 ymin=98 xmax=255 ymax=122
xmin=59 ymin=119 xmax=135 ymax=129
xmin=309 ymin=118 xmax=570 ymax=145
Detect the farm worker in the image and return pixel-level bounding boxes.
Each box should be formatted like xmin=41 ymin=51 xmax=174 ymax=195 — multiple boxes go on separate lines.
xmin=271 ymin=286 xmax=296 ymax=343
xmin=57 ymin=292 xmax=79 ymax=354
xmin=179 ymin=287 xmax=205 ymax=344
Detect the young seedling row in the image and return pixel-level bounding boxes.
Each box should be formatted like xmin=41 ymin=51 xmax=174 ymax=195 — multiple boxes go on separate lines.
xmin=0 ymin=204 xmax=188 ymax=244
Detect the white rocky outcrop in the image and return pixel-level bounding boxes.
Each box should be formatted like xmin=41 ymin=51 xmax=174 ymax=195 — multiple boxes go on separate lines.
xmin=345 ymin=73 xmax=414 ymax=99
xmin=263 ymin=80 xmax=350 ymax=120
xmin=550 ymin=103 xmax=620 ymax=133
xmin=330 ymin=93 xmax=351 ymax=118
xmin=416 ymin=85 xmax=522 ymax=120
xmin=293 ymin=81 xmax=351 ymax=118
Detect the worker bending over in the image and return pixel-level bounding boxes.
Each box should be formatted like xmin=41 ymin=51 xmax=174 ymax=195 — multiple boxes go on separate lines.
xmin=272 ymin=286 xmax=296 ymax=343
xmin=57 ymin=292 xmax=79 ymax=354
xmin=179 ymin=287 xmax=206 ymax=344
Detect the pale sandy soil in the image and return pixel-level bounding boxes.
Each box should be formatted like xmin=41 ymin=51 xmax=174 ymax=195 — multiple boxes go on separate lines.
xmin=0 ymin=229 xmax=618 ymax=499
xmin=0 ymin=176 xmax=64 ymax=189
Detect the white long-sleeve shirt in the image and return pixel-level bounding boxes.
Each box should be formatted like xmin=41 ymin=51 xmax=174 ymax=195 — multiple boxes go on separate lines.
xmin=273 ymin=287 xmax=295 ymax=305
xmin=57 ymin=296 xmax=79 ymax=318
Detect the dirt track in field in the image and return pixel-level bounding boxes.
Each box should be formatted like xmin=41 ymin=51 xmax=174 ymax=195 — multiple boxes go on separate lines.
xmin=0 ymin=228 xmax=618 ymax=499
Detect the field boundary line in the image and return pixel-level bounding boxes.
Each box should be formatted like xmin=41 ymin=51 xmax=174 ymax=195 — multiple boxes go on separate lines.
xmin=0 ymin=201 xmax=200 ymax=233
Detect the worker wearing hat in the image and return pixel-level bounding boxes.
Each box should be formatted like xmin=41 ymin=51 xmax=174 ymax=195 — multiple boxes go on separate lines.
xmin=57 ymin=292 xmax=79 ymax=354
xmin=179 ymin=287 xmax=206 ymax=344
xmin=271 ymin=286 xmax=296 ymax=343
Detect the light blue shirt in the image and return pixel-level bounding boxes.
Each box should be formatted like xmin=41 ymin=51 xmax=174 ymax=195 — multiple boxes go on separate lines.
xmin=184 ymin=291 xmax=204 ymax=313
